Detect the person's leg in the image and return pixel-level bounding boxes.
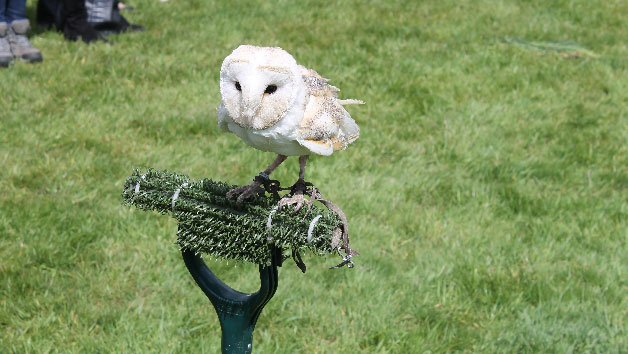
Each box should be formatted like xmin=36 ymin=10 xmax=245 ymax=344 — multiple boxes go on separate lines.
xmin=36 ymin=0 xmax=58 ymax=30
xmin=5 ymin=0 xmax=25 ymax=22
xmin=0 ymin=0 xmax=8 ymax=23
xmin=6 ymin=0 xmax=42 ymax=63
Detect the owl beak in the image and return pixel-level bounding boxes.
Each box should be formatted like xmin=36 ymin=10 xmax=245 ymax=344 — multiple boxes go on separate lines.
xmin=242 ymin=103 xmax=260 ymax=121
xmin=241 ymin=86 xmax=263 ymax=122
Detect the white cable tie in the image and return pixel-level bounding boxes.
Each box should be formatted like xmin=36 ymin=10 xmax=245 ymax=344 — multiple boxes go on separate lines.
xmin=307 ymin=215 xmax=323 ymax=243
xmin=266 ymin=203 xmax=280 ymax=241
xmin=134 ymin=173 xmax=146 ymax=194
xmin=172 ymin=183 xmax=188 ymax=209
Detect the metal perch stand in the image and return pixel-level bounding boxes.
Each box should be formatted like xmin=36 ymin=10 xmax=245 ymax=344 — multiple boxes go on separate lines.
xmin=182 ymin=245 xmax=282 ymax=354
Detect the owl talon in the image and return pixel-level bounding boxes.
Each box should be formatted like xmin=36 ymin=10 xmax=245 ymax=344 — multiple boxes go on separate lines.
xmin=279 ymin=193 xmax=309 ymax=214
xmin=226 ymin=181 xmax=264 ymax=203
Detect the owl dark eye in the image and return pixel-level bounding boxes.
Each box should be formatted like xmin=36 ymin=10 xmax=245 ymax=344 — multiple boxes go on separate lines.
xmin=235 ymin=81 xmax=241 ymax=91
xmin=264 ymin=85 xmax=277 ymax=94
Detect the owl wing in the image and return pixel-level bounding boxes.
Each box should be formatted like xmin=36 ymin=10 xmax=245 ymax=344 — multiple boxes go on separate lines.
xmin=296 ymin=66 xmax=363 ymax=156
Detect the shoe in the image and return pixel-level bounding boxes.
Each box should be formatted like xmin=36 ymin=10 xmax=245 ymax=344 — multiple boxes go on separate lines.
xmin=0 ymin=22 xmax=13 ymax=67
xmin=92 ymin=14 xmax=144 ymax=37
xmin=63 ymin=0 xmax=107 ymax=44
xmin=8 ymin=19 xmax=43 ymax=63
xmin=64 ymin=16 xmax=107 ymax=43
xmin=119 ymin=15 xmax=144 ymax=32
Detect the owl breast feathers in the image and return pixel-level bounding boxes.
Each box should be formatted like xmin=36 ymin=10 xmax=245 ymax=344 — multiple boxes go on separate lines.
xmin=217 ymin=45 xmax=363 ymax=156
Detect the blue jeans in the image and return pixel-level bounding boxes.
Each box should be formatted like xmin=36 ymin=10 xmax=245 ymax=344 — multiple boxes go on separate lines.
xmin=0 ymin=0 xmax=27 ymax=23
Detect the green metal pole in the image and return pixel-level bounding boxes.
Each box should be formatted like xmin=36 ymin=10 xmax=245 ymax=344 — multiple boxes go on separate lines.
xmin=182 ymin=246 xmax=281 ymax=353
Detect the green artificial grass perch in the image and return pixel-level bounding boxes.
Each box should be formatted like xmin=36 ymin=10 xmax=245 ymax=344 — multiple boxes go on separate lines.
xmin=122 ymin=168 xmax=346 ymax=266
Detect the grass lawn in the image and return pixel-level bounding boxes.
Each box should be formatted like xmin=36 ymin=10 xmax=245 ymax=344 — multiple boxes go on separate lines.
xmin=2 ymin=0 xmax=627 ymax=352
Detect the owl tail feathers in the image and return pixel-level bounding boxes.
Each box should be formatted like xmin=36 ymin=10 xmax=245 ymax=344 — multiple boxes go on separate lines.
xmin=338 ymin=99 xmax=365 ymax=105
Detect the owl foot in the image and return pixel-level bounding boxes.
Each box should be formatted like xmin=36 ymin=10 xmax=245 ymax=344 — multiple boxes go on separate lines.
xmin=279 ymin=179 xmax=314 ymax=215
xmin=227 ymin=172 xmax=283 ymax=203
xmin=226 ymin=180 xmax=264 ymax=203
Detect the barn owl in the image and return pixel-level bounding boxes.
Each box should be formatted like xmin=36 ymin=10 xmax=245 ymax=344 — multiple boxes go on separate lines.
xmin=217 ymin=45 xmax=363 ymax=205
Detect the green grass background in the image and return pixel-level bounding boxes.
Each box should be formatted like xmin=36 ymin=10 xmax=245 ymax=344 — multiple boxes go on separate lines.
xmin=2 ymin=0 xmax=627 ymax=352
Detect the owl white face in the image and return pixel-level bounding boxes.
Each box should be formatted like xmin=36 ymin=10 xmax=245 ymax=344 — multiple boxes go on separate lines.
xmin=220 ymin=46 xmax=302 ymax=130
